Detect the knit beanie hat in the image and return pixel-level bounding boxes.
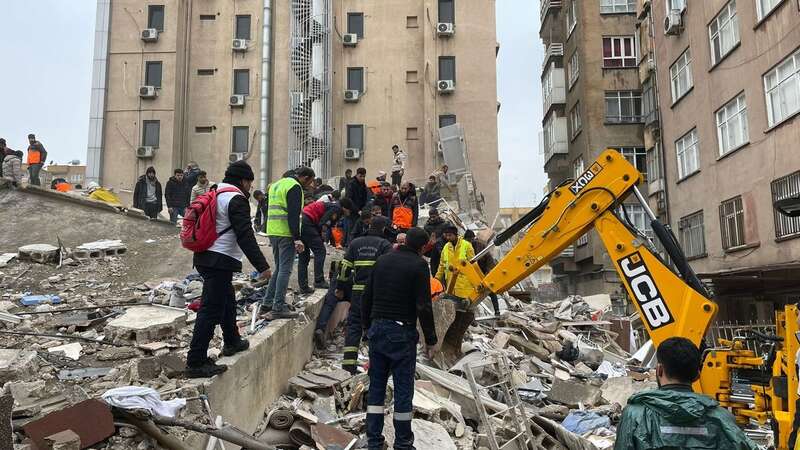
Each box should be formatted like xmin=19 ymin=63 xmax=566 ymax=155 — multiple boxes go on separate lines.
xmin=224 ymin=160 xmax=255 ymax=181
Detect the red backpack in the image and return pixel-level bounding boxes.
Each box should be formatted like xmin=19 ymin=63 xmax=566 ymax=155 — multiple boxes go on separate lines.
xmin=180 ymin=186 xmax=242 ymax=252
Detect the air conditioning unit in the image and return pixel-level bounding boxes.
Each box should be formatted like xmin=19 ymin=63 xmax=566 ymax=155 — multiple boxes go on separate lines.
xmin=141 ymin=28 xmax=159 ymax=42
xmin=232 ymin=39 xmax=249 ymax=51
xmin=437 ymin=22 xmax=455 ymax=37
xmin=136 ymin=146 xmax=155 ymax=158
xmin=664 ymin=9 xmax=683 ymax=35
xmin=344 ymin=90 xmax=360 ymax=102
xmin=139 ymin=86 xmax=157 ymax=99
xmin=229 ymin=153 xmax=245 ymax=163
xmin=343 ymin=34 xmax=358 ymax=46
xmin=230 ymin=95 xmax=245 ymax=107
xmin=647 ymin=58 xmax=656 ymax=73
xmin=437 ymin=80 xmax=455 ymax=94
xmin=344 ymin=148 xmax=361 ymax=160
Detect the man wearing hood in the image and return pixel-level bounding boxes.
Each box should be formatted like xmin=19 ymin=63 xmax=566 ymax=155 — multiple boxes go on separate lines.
xmin=186 ymin=161 xmax=271 ymax=378
xmin=614 ymin=337 xmax=758 ymax=450
xmin=133 ymin=166 xmax=163 ymax=219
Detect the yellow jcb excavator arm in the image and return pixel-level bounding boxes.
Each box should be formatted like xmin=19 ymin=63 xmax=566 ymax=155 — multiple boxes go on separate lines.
xmin=441 ymin=149 xmax=798 ymax=449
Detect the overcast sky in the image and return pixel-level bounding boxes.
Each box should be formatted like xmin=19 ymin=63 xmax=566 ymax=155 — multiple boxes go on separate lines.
xmin=0 ymin=1 xmax=545 ymax=207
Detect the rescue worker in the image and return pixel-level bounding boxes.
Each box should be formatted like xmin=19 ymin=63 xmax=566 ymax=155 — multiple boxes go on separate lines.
xmin=390 ymin=144 xmax=406 ymax=187
xmin=297 ymin=197 xmax=355 ymax=294
xmin=614 ymin=337 xmax=758 ymax=450
xmin=26 ymin=134 xmax=47 ymax=186
xmin=338 ymin=216 xmax=392 ymax=374
xmin=260 ymin=166 xmax=316 ymax=319
xmin=165 ymin=168 xmax=188 ymax=224
xmin=389 ymin=181 xmax=418 ymax=232
xmin=436 ymin=225 xmax=475 ymax=299
xmin=1 ymin=141 xmax=24 ymax=187
xmin=361 ymin=227 xmax=437 ymax=449
xmin=367 ymin=171 xmax=386 ymax=197
xmin=464 ymin=230 xmax=500 ymax=316
xmin=185 ymin=161 xmax=271 ymax=378
xmin=133 ymin=166 xmax=163 ymax=219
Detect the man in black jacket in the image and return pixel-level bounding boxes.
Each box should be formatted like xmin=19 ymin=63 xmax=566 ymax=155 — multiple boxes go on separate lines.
xmin=362 ymin=227 xmax=438 ymax=449
xmin=186 ymin=161 xmax=271 ymax=378
xmin=132 ymin=166 xmax=163 ymax=219
xmin=165 ymin=169 xmax=188 ymax=224
xmin=346 ymin=167 xmax=370 ymax=212
xmin=338 ymin=216 xmax=392 ymax=374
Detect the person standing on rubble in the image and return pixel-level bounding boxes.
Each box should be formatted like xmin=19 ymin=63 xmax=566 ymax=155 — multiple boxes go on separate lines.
xmin=464 ymin=230 xmax=500 ymax=316
xmin=297 ymin=197 xmax=355 ymax=294
xmin=423 ymin=208 xmax=450 ymax=275
xmin=190 ymin=170 xmax=210 ymax=203
xmin=1 ymin=139 xmax=24 ymax=187
xmin=614 ymin=337 xmax=758 ymax=450
xmin=260 ymin=166 xmax=316 ymax=319
xmin=339 ymin=168 xmax=352 ymax=194
xmin=346 ymin=167 xmax=370 ymax=213
xmin=185 ymin=160 xmax=271 ymax=378
xmin=389 ymin=181 xmax=419 ymax=232
xmin=390 ymin=144 xmax=406 ymax=187
xmin=361 ymin=227 xmax=437 ymax=449
xmin=338 ymin=216 xmax=392 ymax=374
xmin=165 ymin=169 xmax=188 ymax=224
xmin=133 ymin=166 xmax=163 ymax=219
xmin=25 ymin=134 xmax=47 ymax=186
xmin=436 ymin=225 xmax=475 ymax=299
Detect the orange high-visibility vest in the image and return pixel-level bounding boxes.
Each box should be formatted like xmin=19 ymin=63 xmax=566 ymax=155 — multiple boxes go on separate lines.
xmin=27 ymin=146 xmax=42 ymax=164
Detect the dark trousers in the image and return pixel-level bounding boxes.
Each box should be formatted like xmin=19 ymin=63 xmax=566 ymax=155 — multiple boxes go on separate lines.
xmin=366 ymin=320 xmax=417 ymax=450
xmin=298 ymin=220 xmax=326 ymax=288
xmin=28 ymin=163 xmax=42 ymax=186
xmin=168 ymin=206 xmax=185 ymax=224
xmin=488 ymin=293 xmax=500 ymax=316
xmin=391 ymin=171 xmax=403 ymax=187
xmin=342 ymin=290 xmax=364 ymax=372
xmin=143 ymin=203 xmax=160 ymax=219
xmin=187 ymin=267 xmax=240 ymax=366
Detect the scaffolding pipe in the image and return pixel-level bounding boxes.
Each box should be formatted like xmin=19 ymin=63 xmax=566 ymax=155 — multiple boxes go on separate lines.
xmin=260 ymin=0 xmax=273 ymax=189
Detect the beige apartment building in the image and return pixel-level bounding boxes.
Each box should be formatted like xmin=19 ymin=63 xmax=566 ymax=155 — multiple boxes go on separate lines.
xmin=637 ymin=0 xmax=800 ymax=320
xmin=86 ymin=0 xmax=500 ymax=216
xmin=539 ymin=0 xmax=647 ymax=299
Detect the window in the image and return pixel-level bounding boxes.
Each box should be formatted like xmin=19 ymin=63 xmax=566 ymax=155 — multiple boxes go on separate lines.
xmin=197 ymin=68 xmax=215 ymax=76
xmin=142 ymin=120 xmax=160 ymax=147
xmin=764 ymin=49 xmax=800 ymax=126
xmin=616 ymin=147 xmax=647 ymax=179
xmin=719 ymin=196 xmax=745 ymax=249
xmin=577 ymin=234 xmax=589 ymax=246
xmin=709 ymin=1 xmax=739 ymax=65
xmin=347 ymin=67 xmax=364 ymax=92
xmin=666 ymin=0 xmax=686 ymax=12
xmin=623 ymin=204 xmax=654 ymax=239
xmin=347 ymin=13 xmax=364 ymax=37
xmin=642 ymin=77 xmax=657 ymax=124
xmin=233 ymin=69 xmax=249 ymax=95
xmin=148 ymin=5 xmax=165 ymax=31
xmin=406 ymin=128 xmax=419 ymax=140
xmin=438 ymin=0 xmax=455 ymax=23
xmin=232 ymin=126 xmax=249 ymax=154
xmin=439 ymin=56 xmax=456 ymax=82
xmin=235 ymin=15 xmax=251 ymax=40
xmin=566 ymin=1 xmax=576 ymax=35
xmin=716 ymin=93 xmax=749 ymax=155
xmin=347 ymin=125 xmax=364 ymax=150
xmin=145 ymin=61 xmax=162 ymax=88
xmin=568 ymin=51 xmax=579 ymax=88
xmin=679 ymin=212 xmax=706 ymax=258
xmin=605 ymin=91 xmax=643 ymax=123
xmin=756 ymin=0 xmax=782 ymax=20
xmin=195 ymin=126 xmax=213 ymax=133
xmin=406 ymin=71 xmax=418 ymax=83
xmin=670 ymin=48 xmax=693 ymax=102
xmin=675 ymin=128 xmax=700 ymax=179
xmin=439 ymin=114 xmax=457 ymax=128
xmin=569 ymin=103 xmax=581 ymax=139
xmin=199 ymin=14 xmax=216 ymax=21
xmin=772 ymin=170 xmax=800 ymax=239
xmin=406 ymin=16 xmax=419 ymax=28
xmin=647 ymin=145 xmax=663 ymax=181
xmin=602 ymin=37 xmax=637 ymax=68
xmin=600 ymin=0 xmax=635 ymax=14
xmin=573 ymin=155 xmax=585 ymax=178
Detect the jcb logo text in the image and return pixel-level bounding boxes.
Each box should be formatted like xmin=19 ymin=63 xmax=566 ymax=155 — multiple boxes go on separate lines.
xmin=618 ymin=252 xmax=674 ymax=329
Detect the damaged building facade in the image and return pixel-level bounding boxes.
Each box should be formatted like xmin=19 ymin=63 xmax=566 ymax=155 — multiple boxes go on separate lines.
xmin=86 ymin=0 xmax=501 ymax=217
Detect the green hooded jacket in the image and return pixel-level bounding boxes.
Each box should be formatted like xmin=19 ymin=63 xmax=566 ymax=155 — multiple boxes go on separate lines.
xmin=614 ymin=385 xmax=759 ymax=450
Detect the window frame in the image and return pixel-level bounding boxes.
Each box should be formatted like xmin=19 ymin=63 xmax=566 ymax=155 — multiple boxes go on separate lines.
xmin=600 ymin=0 xmax=636 ymax=14
xmin=569 ymin=103 xmax=582 ymax=140
xmin=708 ymin=1 xmax=739 ymax=66
xmin=647 ymin=144 xmax=663 ymax=182
xmin=145 ymin=61 xmax=163 ymax=88
xmin=568 ymin=51 xmax=580 ymax=89
xmin=566 ymin=0 xmax=577 ymax=36
xmin=439 ymin=114 xmax=457 ymax=129
xmin=347 ymin=124 xmax=365 ymax=150
xmin=233 ymin=69 xmax=250 ymax=96
xmin=771 ymin=170 xmax=800 ymax=240
xmin=231 ymin=126 xmax=249 ymax=154
xmin=670 ymin=48 xmax=693 ymax=103
xmin=602 ymin=36 xmax=637 ymax=68
xmin=678 ymin=211 xmax=707 ymax=258
xmin=438 ymin=0 xmax=455 ymax=24
xmin=148 ymin=5 xmax=165 ymax=32
xmin=623 ymin=204 xmax=654 ymax=239
xmin=438 ymin=56 xmax=456 ymax=83
xmin=347 ymin=67 xmax=364 ymax=92
xmin=715 ymin=92 xmax=749 ymax=156
xmin=675 ymin=128 xmax=700 ymax=180
xmin=604 ymin=90 xmax=643 ymax=124
xmin=615 ymin=147 xmax=647 ymax=179
xmin=719 ymin=195 xmax=746 ymax=250
xmin=764 ymin=48 xmax=800 ymax=127
xmin=756 ymin=0 xmax=783 ymax=20
xmin=235 ymin=15 xmax=252 ymax=40
xmin=142 ymin=120 xmax=161 ymax=148
xmin=573 ymin=155 xmax=585 ymax=179
xmin=347 ymin=12 xmax=364 ymax=38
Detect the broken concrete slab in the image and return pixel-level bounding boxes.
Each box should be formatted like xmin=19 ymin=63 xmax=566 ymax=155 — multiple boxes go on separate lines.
xmin=73 ymin=240 xmax=127 ymax=260
xmin=0 ymin=349 xmax=39 ymax=384
xmin=48 ymin=343 xmax=83 ymax=361
xmin=18 ymin=244 xmax=59 ymax=264
xmin=57 ymin=368 xmax=113 ymax=381
xmin=382 ymin=418 xmax=456 ymax=450
xmin=0 ymin=253 xmax=16 ymax=268
xmin=95 ymin=346 xmax=138 ymax=361
xmin=44 ymin=429 xmax=81 ymax=450
xmin=23 ymin=399 xmax=114 ymax=450
xmin=547 ymin=378 xmax=602 ymax=408
xmin=601 ymin=376 xmax=657 ymax=407
xmin=105 ymin=305 xmax=187 ymax=343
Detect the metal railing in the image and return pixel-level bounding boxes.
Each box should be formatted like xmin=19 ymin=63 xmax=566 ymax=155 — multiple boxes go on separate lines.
xmin=540 ymin=0 xmax=563 ymax=25
xmin=543 ymin=43 xmax=564 ymax=69
xmin=707 ymin=320 xmax=777 ymax=355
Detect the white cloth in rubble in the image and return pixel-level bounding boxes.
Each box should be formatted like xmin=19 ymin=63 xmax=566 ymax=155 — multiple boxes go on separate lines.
xmin=101 ymin=386 xmax=187 ymax=417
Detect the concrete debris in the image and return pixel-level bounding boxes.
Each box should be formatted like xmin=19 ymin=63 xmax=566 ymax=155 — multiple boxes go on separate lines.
xmin=73 ymin=240 xmax=127 ymax=260
xmin=18 ymin=244 xmax=59 ymax=264
xmin=0 ymin=253 xmax=16 ymax=268
xmin=48 ymin=342 xmax=83 ymax=360
xmin=0 ymin=349 xmax=39 ymax=384
xmin=105 ymin=305 xmax=188 ymax=343
xmin=44 ymin=429 xmax=81 ymax=450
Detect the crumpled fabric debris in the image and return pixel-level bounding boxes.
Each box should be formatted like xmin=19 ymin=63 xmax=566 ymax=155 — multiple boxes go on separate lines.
xmin=101 ymin=386 xmax=186 ymax=418
xmin=561 ymin=411 xmax=611 ymax=435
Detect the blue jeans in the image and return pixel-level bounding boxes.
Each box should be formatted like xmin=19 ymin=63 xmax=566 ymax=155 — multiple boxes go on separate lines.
xmin=168 ymin=206 xmax=185 ymax=224
xmin=366 ymin=320 xmax=418 ymax=450
xmin=263 ymin=236 xmax=296 ymax=312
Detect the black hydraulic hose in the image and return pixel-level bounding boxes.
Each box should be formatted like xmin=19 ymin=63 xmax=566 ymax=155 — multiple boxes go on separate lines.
xmin=651 ymin=219 xmax=710 ymax=298
xmin=493 ymin=196 xmax=550 ymax=247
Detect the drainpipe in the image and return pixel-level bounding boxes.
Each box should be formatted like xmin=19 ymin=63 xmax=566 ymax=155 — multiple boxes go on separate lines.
xmin=260 ymin=0 xmax=273 ymax=189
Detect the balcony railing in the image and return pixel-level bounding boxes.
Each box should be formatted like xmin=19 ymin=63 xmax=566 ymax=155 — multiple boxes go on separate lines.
xmin=557 ymin=245 xmax=575 ymax=259
xmin=541 ymin=0 xmax=563 ymax=25
xmin=543 ymin=43 xmax=564 ymax=69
